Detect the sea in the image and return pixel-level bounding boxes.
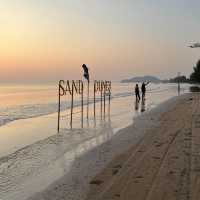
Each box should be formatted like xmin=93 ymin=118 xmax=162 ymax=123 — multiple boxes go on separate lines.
xmin=0 ymin=82 xmax=190 ymax=128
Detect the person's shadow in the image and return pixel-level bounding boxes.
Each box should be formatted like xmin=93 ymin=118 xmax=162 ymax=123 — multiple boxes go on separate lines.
xmin=135 ymin=99 xmax=139 ymax=111
xmin=141 ymin=99 xmax=146 ymax=112
xmin=135 ymin=99 xmax=146 ymax=113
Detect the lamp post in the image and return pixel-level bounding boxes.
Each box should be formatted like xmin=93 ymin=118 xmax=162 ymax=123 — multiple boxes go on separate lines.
xmin=177 ymin=72 xmax=181 ymax=95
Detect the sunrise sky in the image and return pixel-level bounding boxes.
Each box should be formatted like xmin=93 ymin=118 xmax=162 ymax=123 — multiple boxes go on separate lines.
xmin=0 ymin=0 xmax=200 ymax=83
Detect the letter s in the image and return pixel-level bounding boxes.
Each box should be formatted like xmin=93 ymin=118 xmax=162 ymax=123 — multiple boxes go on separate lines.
xmin=59 ymin=80 xmax=65 ymax=96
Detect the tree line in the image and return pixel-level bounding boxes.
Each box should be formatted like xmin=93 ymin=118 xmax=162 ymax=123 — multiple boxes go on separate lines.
xmin=169 ymin=59 xmax=200 ymax=83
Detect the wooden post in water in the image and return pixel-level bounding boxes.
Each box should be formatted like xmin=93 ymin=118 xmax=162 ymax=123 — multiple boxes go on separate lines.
xmin=100 ymin=81 xmax=103 ymax=120
xmin=57 ymin=81 xmax=61 ymax=132
xmin=108 ymin=82 xmax=111 ymax=116
xmin=70 ymin=83 xmax=74 ymax=129
xmin=81 ymin=81 xmax=84 ymax=128
xmin=94 ymin=81 xmax=96 ymax=119
xmin=103 ymin=82 xmax=106 ymax=120
xmin=87 ymin=81 xmax=89 ymax=120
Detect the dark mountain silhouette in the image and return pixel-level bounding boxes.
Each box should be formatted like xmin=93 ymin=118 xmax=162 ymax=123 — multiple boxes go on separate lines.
xmin=121 ymin=75 xmax=162 ymax=83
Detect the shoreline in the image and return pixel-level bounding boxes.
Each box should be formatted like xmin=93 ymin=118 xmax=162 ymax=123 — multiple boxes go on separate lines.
xmin=27 ymin=94 xmax=190 ymax=200
xmin=86 ymin=93 xmax=199 ymax=200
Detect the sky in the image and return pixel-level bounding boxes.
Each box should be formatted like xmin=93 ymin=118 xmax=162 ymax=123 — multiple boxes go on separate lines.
xmin=0 ymin=0 xmax=200 ymax=83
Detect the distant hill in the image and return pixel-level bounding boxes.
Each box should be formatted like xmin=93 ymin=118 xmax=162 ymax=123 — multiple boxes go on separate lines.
xmin=121 ymin=75 xmax=162 ymax=83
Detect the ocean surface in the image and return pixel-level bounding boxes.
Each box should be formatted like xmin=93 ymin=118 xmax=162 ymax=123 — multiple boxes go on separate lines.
xmin=0 ymin=82 xmax=190 ymax=128
xmin=0 ymin=82 xmax=192 ymax=200
xmin=0 ymin=82 xmax=192 ymax=158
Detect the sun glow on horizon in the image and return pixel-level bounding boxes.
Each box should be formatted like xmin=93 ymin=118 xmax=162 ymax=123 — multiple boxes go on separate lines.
xmin=0 ymin=0 xmax=200 ymax=83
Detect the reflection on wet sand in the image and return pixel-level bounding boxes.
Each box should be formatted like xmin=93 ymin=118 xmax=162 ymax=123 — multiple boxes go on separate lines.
xmin=141 ymin=99 xmax=146 ymax=112
xmin=134 ymin=99 xmax=146 ymax=113
xmin=135 ymin=100 xmax=139 ymax=111
xmin=0 ymin=122 xmax=114 ymax=200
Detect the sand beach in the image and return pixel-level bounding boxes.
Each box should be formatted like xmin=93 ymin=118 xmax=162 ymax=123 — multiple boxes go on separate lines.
xmin=86 ymin=93 xmax=200 ymax=200
xmin=18 ymin=92 xmax=198 ymax=200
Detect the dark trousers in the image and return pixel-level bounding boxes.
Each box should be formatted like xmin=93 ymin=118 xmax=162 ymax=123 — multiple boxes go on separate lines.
xmin=142 ymin=92 xmax=145 ymax=100
xmin=136 ymin=93 xmax=140 ymax=101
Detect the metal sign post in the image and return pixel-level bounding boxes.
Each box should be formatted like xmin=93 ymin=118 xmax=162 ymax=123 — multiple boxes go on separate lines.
xmin=106 ymin=81 xmax=111 ymax=115
xmin=94 ymin=81 xmax=96 ymax=119
xmin=87 ymin=81 xmax=89 ymax=120
xmin=57 ymin=80 xmax=84 ymax=131
xmin=103 ymin=83 xmax=106 ymax=119
xmin=57 ymin=80 xmax=65 ymax=132
xmin=57 ymin=79 xmax=111 ymax=131
xmin=100 ymin=82 xmax=103 ymax=119
xmin=94 ymin=81 xmax=103 ymax=119
xmin=104 ymin=81 xmax=111 ymax=119
xmin=93 ymin=80 xmax=111 ymax=121
xmin=70 ymin=82 xmax=74 ymax=129
xmin=81 ymin=81 xmax=84 ymax=128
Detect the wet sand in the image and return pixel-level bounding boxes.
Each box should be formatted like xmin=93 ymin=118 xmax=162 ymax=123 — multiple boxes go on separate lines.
xmin=2 ymin=93 xmax=183 ymax=200
xmin=86 ymin=93 xmax=200 ymax=200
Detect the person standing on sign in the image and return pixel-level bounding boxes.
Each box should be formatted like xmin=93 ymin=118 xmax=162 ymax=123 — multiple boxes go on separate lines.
xmin=135 ymin=84 xmax=140 ymax=102
xmin=82 ymin=64 xmax=90 ymax=120
xmin=141 ymin=82 xmax=150 ymax=101
xmin=82 ymin=64 xmax=89 ymax=83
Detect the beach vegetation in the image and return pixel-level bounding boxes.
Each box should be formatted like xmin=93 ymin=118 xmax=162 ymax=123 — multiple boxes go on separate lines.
xmin=190 ymin=60 xmax=200 ymax=83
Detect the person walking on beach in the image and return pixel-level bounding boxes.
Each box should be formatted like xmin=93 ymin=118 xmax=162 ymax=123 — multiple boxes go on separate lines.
xmin=135 ymin=84 xmax=140 ymax=102
xmin=141 ymin=82 xmax=150 ymax=101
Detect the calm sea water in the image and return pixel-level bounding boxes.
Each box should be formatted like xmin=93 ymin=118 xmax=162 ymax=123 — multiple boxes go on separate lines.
xmin=0 ymin=82 xmax=190 ymax=127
